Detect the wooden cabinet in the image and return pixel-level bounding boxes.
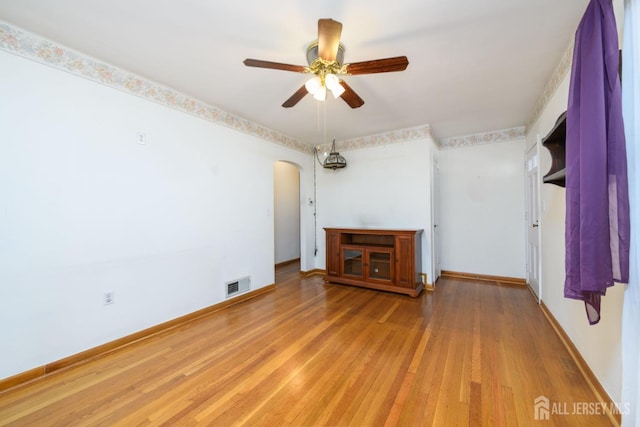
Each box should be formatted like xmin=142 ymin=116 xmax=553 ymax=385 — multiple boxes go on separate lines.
xmin=324 ymin=228 xmax=424 ymax=297
xmin=325 ymin=230 xmax=341 ymax=276
xmin=340 ymin=246 xmax=395 ymax=284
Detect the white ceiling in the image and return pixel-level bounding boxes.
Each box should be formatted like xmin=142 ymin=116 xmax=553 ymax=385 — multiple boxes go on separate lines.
xmin=0 ymin=0 xmax=589 ymax=145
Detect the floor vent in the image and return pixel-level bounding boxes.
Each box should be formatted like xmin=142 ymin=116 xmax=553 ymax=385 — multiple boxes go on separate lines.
xmin=226 ymin=276 xmax=250 ymax=298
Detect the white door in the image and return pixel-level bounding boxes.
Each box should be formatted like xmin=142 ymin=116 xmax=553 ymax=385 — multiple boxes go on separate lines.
xmin=525 ymin=144 xmax=541 ymax=301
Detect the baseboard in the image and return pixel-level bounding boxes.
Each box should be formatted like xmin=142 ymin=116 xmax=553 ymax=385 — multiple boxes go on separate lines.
xmin=539 ymin=302 xmax=621 ymax=426
xmin=300 ymin=269 xmax=326 ymax=277
xmin=420 ymin=273 xmax=435 ymax=291
xmin=440 ymin=270 xmax=526 ymax=286
xmin=275 ymin=258 xmax=300 ymax=268
xmin=0 ymin=284 xmax=276 ymax=393
xmin=525 ymin=282 xmax=540 ymax=301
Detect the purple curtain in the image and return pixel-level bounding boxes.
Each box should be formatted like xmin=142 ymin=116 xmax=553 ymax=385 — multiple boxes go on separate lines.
xmin=565 ymin=0 xmax=630 ymax=324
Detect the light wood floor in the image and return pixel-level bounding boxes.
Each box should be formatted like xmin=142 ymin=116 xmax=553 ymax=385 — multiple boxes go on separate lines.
xmin=0 ymin=262 xmax=612 ymax=426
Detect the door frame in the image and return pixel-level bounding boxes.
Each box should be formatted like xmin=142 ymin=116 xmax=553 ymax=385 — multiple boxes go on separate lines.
xmin=430 ymin=152 xmax=441 ymax=287
xmin=525 ymin=140 xmax=542 ymax=303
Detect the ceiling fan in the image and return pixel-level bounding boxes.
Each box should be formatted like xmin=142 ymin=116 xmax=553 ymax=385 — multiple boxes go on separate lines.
xmin=243 ymin=18 xmax=409 ymax=109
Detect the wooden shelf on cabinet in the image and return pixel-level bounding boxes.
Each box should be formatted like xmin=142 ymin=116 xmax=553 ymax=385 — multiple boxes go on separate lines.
xmin=542 ymin=51 xmax=623 ymax=188
xmin=542 ymin=111 xmax=567 ymax=187
xmin=324 ymin=227 xmax=423 ymax=297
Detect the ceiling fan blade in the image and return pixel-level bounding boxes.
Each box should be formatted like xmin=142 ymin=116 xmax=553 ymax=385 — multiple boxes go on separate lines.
xmin=317 ymin=19 xmax=342 ymax=62
xmin=346 ymin=56 xmax=409 ymax=75
xmin=282 ymin=85 xmax=309 ymax=108
xmin=243 ymin=59 xmax=306 ymax=73
xmin=339 ymin=81 xmax=364 ymax=108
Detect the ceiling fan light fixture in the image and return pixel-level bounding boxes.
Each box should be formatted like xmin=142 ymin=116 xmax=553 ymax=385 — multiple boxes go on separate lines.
xmin=305 ymin=76 xmax=322 ymax=94
xmin=325 ymin=74 xmax=345 ymax=98
xmin=313 ymin=85 xmax=327 ymax=101
xmin=324 ymin=73 xmax=339 ymax=89
xmin=331 ymin=84 xmax=345 ymax=98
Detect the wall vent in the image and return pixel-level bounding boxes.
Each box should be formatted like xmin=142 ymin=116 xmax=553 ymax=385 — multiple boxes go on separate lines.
xmin=226 ymin=276 xmax=250 ymax=298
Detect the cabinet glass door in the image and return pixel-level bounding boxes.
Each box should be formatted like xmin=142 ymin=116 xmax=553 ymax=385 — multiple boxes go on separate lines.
xmin=368 ymin=250 xmax=393 ymax=282
xmin=342 ymin=248 xmax=364 ymax=278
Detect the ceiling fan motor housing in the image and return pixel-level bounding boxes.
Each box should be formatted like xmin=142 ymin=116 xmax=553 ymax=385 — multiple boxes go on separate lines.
xmin=307 ymin=41 xmax=345 ymax=67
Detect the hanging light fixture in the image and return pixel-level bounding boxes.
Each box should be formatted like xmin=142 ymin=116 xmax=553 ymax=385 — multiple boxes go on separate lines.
xmin=315 ymin=139 xmax=347 ymax=170
xmin=323 ymin=139 xmax=347 ymax=169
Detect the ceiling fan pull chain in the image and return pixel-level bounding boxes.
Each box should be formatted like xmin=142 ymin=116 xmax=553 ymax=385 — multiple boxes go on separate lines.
xmin=316 ymin=100 xmax=320 ymax=134
xmin=323 ymin=100 xmax=327 ymax=148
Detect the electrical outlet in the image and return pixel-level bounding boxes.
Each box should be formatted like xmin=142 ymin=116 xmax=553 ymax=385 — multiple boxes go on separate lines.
xmin=136 ymin=132 xmax=146 ymax=145
xmin=103 ymin=291 xmax=115 ymax=306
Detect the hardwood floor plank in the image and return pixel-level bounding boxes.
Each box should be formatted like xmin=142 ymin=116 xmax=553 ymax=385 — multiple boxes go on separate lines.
xmin=469 ymin=381 xmax=482 ymax=425
xmin=194 ymin=307 xmax=351 ymax=423
xmin=284 ymin=318 xmax=387 ymax=425
xmin=0 ymin=264 xmax=615 ymax=426
xmin=383 ymin=321 xmax=432 ymax=426
xmin=356 ymin=320 xmax=423 ymax=426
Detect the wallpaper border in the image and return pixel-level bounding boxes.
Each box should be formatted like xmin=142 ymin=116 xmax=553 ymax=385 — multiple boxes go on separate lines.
xmin=1 ymin=20 xmax=536 ymax=154
xmin=0 ymin=21 xmax=314 ymax=154
xmin=339 ymin=125 xmax=433 ymax=151
xmin=438 ymin=126 xmax=526 ymax=150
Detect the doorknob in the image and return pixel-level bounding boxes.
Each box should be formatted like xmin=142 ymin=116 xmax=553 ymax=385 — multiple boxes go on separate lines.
xmin=532 ymin=223 xmax=539 ymax=228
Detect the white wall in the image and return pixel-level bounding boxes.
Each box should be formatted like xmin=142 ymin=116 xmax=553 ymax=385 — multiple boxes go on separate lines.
xmin=274 ymin=161 xmax=300 ymax=264
xmin=438 ymin=140 xmax=526 ymax=279
xmin=525 ymin=0 xmax=625 ymax=400
xmin=527 ymin=71 xmax=624 ymax=403
xmin=315 ymin=139 xmax=434 ymax=282
xmin=0 ymin=50 xmax=314 ymax=380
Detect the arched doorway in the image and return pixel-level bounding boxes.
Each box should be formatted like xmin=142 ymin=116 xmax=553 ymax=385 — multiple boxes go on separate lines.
xmin=274 ymin=161 xmax=301 ymax=279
